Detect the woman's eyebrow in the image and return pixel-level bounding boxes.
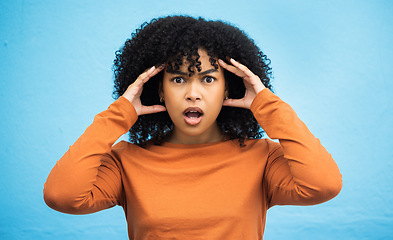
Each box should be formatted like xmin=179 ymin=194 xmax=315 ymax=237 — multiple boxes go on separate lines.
xmin=198 ymin=69 xmax=218 ymax=75
xmin=168 ymin=69 xmax=218 ymax=75
xmin=169 ymin=70 xmax=188 ymax=76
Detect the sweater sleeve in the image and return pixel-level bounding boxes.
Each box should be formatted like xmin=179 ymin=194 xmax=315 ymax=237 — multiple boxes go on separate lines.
xmin=250 ymin=89 xmax=342 ymax=207
xmin=43 ymin=96 xmax=138 ymax=214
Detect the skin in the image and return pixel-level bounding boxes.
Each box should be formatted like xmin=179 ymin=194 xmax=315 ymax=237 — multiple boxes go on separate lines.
xmin=122 ymin=49 xmax=266 ymax=145
xmin=161 ymin=49 xmax=226 ymax=144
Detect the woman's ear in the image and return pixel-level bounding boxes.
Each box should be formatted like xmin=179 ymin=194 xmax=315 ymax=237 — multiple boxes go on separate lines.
xmin=224 ymin=81 xmax=229 ymax=100
xmin=158 ymin=81 xmax=164 ymax=102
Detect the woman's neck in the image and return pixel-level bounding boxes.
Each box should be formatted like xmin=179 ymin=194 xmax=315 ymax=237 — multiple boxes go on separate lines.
xmin=166 ymin=124 xmax=225 ymax=145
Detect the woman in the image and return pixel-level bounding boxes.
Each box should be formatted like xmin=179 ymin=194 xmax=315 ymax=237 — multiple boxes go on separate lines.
xmin=44 ymin=15 xmax=342 ymax=239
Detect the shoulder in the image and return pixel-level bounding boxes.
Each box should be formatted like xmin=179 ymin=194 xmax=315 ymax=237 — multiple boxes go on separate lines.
xmin=242 ymin=138 xmax=281 ymax=154
xmin=111 ymin=140 xmax=141 ymax=158
xmin=112 ymin=140 xmax=130 ymax=151
xmin=111 ymin=140 xmax=160 ymax=158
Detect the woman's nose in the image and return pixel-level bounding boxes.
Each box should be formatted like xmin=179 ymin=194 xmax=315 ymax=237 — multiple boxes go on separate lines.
xmin=185 ymin=81 xmax=201 ymax=101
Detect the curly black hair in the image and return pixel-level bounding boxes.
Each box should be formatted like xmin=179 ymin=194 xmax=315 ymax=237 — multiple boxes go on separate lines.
xmin=113 ymin=15 xmax=273 ymax=147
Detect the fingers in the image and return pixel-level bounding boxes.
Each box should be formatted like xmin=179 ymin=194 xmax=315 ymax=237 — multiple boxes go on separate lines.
xmin=139 ymin=105 xmax=167 ymax=116
xmin=219 ymin=58 xmax=266 ymax=109
xmin=218 ymin=59 xmax=246 ymax=79
xmin=122 ymin=64 xmax=166 ymax=113
xmin=138 ymin=64 xmax=165 ymax=84
xmin=218 ymin=58 xmax=254 ymax=80
xmin=136 ymin=65 xmax=166 ymax=115
xmin=229 ymin=58 xmax=253 ymax=77
xmin=222 ymin=98 xmax=248 ymax=109
xmin=219 ymin=58 xmax=266 ymax=94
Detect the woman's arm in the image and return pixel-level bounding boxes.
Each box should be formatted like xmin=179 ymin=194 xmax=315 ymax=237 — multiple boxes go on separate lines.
xmin=44 ymin=65 xmax=166 ymax=214
xmin=219 ymin=58 xmax=342 ymax=207
xmin=251 ymin=89 xmax=342 ymax=207
xmin=43 ymin=97 xmax=137 ymax=214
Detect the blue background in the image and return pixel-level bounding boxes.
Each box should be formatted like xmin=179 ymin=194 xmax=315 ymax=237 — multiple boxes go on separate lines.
xmin=1 ymin=0 xmax=392 ymax=239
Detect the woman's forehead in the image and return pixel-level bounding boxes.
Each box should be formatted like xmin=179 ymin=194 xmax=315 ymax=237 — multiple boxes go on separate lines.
xmin=166 ymin=59 xmax=219 ymax=75
xmin=167 ymin=48 xmax=218 ymax=70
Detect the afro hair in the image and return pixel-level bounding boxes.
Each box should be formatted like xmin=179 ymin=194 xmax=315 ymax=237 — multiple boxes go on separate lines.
xmin=113 ymin=15 xmax=273 ymax=146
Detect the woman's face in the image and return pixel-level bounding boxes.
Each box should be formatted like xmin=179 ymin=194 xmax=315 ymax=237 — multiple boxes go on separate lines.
xmin=161 ymin=49 xmax=227 ymax=144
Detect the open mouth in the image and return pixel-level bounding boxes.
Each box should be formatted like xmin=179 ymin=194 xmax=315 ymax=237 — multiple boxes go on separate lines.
xmin=183 ymin=107 xmax=204 ymax=125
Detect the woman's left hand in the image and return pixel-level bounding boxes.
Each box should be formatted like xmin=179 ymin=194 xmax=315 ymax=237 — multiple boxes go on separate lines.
xmin=218 ymin=58 xmax=266 ymax=109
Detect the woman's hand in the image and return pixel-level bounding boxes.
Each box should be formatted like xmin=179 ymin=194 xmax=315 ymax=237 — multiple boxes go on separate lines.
xmin=122 ymin=65 xmax=166 ymax=116
xmin=218 ymin=58 xmax=266 ymax=109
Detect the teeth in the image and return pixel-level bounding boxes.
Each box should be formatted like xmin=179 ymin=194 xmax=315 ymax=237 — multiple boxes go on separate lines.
xmin=185 ymin=110 xmax=202 ymax=119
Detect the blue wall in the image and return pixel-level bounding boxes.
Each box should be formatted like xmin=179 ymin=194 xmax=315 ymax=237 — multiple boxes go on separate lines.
xmin=1 ymin=0 xmax=392 ymax=239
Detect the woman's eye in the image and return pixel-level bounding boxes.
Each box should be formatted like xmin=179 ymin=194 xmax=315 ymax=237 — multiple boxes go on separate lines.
xmin=173 ymin=77 xmax=185 ymax=83
xmin=203 ymin=76 xmax=215 ymax=83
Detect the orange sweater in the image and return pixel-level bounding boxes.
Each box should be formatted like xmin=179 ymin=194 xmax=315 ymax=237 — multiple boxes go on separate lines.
xmin=44 ymin=89 xmax=342 ymax=239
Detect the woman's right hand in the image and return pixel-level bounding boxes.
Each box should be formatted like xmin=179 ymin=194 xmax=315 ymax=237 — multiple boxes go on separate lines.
xmin=122 ymin=65 xmax=166 ymax=116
